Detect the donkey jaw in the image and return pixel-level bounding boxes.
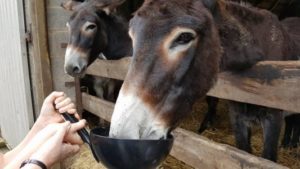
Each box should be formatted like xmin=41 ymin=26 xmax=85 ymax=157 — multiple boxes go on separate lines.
xmin=109 ymin=90 xmax=169 ymax=140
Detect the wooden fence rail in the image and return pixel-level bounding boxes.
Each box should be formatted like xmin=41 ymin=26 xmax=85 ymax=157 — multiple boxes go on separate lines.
xmin=79 ymin=57 xmax=300 ymax=169
xmin=86 ymin=58 xmax=300 ymax=113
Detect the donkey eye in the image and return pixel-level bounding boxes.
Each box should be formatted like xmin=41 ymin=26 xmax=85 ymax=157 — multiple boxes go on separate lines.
xmin=174 ymin=33 xmax=195 ymax=45
xmin=86 ymin=25 xmax=97 ymax=30
xmin=86 ymin=24 xmax=97 ymax=30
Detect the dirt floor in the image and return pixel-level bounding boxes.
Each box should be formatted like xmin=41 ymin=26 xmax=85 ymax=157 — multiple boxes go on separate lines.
xmin=63 ymin=99 xmax=300 ymax=169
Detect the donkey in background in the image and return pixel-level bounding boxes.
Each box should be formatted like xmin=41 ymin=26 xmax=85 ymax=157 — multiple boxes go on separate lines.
xmin=61 ymin=0 xmax=132 ymax=127
xmin=62 ymin=0 xmax=222 ymax=133
xmin=200 ymin=16 xmax=300 ymax=149
xmin=280 ymin=17 xmax=300 ymax=148
xmin=61 ymin=0 xmax=132 ymax=102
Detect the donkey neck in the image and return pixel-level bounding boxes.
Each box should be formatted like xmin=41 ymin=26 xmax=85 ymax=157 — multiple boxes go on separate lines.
xmin=101 ymin=14 xmax=132 ymax=59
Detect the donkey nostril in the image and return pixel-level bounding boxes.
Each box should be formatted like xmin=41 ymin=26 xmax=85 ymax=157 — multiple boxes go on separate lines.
xmin=73 ymin=66 xmax=81 ymax=74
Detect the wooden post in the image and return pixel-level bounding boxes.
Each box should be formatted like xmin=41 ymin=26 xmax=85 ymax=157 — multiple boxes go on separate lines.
xmin=75 ymin=77 xmax=83 ymax=117
xmin=29 ymin=0 xmax=53 ymax=119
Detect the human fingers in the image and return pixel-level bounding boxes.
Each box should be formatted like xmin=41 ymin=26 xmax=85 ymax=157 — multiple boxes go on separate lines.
xmin=65 ymin=109 xmax=81 ymax=121
xmin=64 ymin=120 xmax=86 ymax=144
xmin=29 ymin=122 xmax=72 ymax=167
xmin=54 ymin=95 xmax=67 ymax=105
xmin=44 ymin=91 xmax=64 ymax=105
xmin=40 ymin=122 xmax=71 ymax=142
xmin=60 ymin=143 xmax=81 ymax=160
xmin=57 ymin=102 xmax=76 ymax=114
xmin=64 ymin=108 xmax=81 ymax=120
xmin=14 ymin=122 xmax=70 ymax=164
xmin=55 ymin=96 xmax=76 ymax=112
xmin=55 ymin=97 xmax=72 ymax=110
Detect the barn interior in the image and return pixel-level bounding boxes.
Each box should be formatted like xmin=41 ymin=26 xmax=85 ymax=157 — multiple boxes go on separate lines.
xmin=0 ymin=0 xmax=299 ymax=169
xmin=69 ymin=0 xmax=300 ymax=169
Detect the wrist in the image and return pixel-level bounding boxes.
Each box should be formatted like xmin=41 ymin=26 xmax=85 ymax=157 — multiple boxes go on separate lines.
xmin=33 ymin=117 xmax=46 ymax=130
xmin=21 ymin=163 xmax=45 ymax=169
xmin=29 ymin=154 xmax=51 ymax=168
xmin=20 ymin=159 xmax=47 ymax=169
xmin=32 ymin=117 xmax=53 ymax=135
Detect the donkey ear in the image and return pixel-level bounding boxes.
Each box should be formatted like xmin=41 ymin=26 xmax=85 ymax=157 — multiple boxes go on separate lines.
xmin=61 ymin=0 xmax=84 ymax=11
xmin=202 ymin=0 xmax=217 ymax=11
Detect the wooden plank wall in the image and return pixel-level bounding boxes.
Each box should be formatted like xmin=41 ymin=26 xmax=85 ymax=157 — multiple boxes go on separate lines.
xmin=0 ymin=0 xmax=34 ymax=148
xmin=46 ymin=0 xmax=76 ymax=101
xmin=27 ymin=0 xmax=53 ymax=118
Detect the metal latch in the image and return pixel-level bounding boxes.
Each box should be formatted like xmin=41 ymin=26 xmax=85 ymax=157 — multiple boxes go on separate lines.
xmin=25 ymin=24 xmax=32 ymax=43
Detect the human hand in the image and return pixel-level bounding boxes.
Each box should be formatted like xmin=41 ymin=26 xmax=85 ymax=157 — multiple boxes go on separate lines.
xmin=37 ymin=91 xmax=85 ymax=144
xmin=28 ymin=122 xmax=82 ymax=168
xmin=3 ymin=92 xmax=85 ymax=168
xmin=5 ymin=121 xmax=85 ymax=169
xmin=35 ymin=91 xmax=80 ymax=130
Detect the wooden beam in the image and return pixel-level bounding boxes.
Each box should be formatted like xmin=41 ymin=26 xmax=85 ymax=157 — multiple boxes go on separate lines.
xmin=86 ymin=59 xmax=300 ymax=113
xmin=86 ymin=57 xmax=131 ymax=80
xmin=171 ymin=128 xmax=287 ymax=169
xmin=82 ymin=92 xmax=114 ymax=122
xmin=81 ymin=93 xmax=287 ymax=169
xmin=207 ymin=61 xmax=300 ymax=113
xmin=29 ymin=0 xmax=53 ymax=118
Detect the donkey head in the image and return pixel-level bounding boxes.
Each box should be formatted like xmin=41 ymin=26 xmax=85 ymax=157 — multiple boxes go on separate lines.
xmin=62 ymin=0 xmax=129 ymax=77
xmin=109 ymin=0 xmax=221 ymax=139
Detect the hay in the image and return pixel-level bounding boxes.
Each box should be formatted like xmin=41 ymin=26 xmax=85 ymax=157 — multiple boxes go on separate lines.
xmin=63 ymin=99 xmax=299 ymax=168
xmin=63 ymin=145 xmax=106 ymax=169
xmin=180 ymin=99 xmax=300 ymax=169
xmin=62 ymin=145 xmax=193 ymax=169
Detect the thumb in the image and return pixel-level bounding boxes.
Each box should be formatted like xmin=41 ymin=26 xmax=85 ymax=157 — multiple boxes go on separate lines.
xmin=65 ymin=120 xmax=86 ymax=144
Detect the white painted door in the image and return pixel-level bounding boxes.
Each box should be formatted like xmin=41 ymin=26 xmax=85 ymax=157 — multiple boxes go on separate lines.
xmin=0 ymin=0 xmax=34 ymax=148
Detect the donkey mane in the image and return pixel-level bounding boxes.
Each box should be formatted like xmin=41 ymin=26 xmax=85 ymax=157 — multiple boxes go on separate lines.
xmin=135 ymin=0 xmax=201 ymax=18
xmin=221 ymin=1 xmax=266 ymax=24
xmin=135 ymin=0 xmax=263 ymax=22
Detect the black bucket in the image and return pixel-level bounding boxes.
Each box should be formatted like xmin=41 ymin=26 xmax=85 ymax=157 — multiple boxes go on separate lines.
xmin=63 ymin=113 xmax=174 ymax=169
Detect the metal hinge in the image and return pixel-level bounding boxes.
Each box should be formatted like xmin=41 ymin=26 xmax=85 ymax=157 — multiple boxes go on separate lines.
xmin=25 ymin=24 xmax=32 ymax=43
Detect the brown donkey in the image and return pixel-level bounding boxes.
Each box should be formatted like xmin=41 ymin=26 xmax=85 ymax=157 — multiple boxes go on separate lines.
xmin=62 ymin=0 xmax=131 ymax=101
xmin=62 ymin=0 xmax=220 ymax=124
xmin=62 ymin=0 xmax=132 ymax=77
xmin=109 ymin=0 xmax=299 ymax=161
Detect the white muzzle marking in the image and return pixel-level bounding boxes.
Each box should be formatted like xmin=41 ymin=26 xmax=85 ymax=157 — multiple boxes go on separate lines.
xmin=109 ymin=89 xmax=168 ymax=139
xmin=64 ymin=46 xmax=88 ymax=73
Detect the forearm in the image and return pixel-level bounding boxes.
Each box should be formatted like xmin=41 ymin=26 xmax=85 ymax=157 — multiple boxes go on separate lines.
xmin=3 ymin=144 xmax=36 ymax=168
xmin=0 ymin=153 xmax=5 ymax=168
xmin=3 ymin=122 xmax=43 ymax=165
